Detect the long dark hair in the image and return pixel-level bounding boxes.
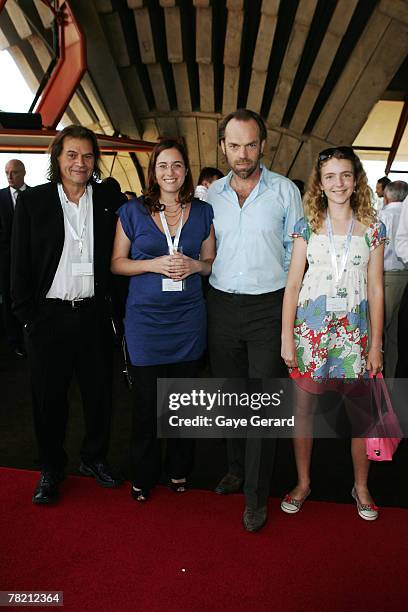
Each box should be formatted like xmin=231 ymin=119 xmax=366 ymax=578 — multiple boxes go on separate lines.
xmin=47 ymin=125 xmax=101 ymax=183
xmin=143 ymin=138 xmax=194 ymax=213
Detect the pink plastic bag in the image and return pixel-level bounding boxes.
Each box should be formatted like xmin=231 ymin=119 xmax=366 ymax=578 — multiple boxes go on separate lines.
xmin=365 ymin=373 xmax=403 ymax=461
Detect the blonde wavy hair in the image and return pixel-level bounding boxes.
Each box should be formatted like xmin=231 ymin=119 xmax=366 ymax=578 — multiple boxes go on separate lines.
xmin=304 ymin=148 xmax=376 ymax=232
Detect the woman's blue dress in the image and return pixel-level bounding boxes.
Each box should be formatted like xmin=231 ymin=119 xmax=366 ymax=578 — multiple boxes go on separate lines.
xmin=118 ymin=197 xmax=214 ymax=366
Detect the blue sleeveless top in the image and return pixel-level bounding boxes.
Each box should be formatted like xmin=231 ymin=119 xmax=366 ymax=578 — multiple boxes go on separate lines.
xmin=118 ymin=197 xmax=214 ymax=366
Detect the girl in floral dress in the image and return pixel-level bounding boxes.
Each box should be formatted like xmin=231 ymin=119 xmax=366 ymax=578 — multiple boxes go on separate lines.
xmin=280 ymin=147 xmax=385 ymax=520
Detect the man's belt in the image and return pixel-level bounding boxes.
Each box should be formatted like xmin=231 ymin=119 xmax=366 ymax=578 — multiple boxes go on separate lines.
xmin=45 ymin=297 xmax=96 ymax=309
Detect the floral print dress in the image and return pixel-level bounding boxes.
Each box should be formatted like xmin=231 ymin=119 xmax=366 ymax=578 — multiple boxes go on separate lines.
xmin=290 ymin=217 xmax=386 ymax=382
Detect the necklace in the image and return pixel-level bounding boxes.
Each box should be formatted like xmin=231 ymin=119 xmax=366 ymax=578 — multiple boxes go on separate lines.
xmin=164 ymin=210 xmax=183 ymax=227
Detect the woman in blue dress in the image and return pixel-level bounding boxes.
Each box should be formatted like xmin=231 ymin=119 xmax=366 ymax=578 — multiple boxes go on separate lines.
xmin=111 ymin=139 xmax=215 ymax=501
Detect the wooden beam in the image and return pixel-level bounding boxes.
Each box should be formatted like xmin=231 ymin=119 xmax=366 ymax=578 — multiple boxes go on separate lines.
xmin=133 ymin=7 xmax=156 ymax=64
xmin=172 ymin=63 xmax=192 ymax=112
xmin=328 ymin=19 xmax=408 ymax=144
xmin=94 ymin=0 xmax=114 ymax=13
xmin=197 ymin=118 xmax=218 ymax=168
xmin=146 ymin=63 xmax=171 ymax=111
xmin=163 ymin=5 xmax=182 ymax=62
xmin=289 ymin=0 xmax=358 ymax=134
xmin=80 ymin=72 xmax=115 ymax=135
xmin=5 ymin=0 xmax=32 ymax=39
xmin=222 ymin=6 xmax=244 ymax=114
xmin=33 ymin=0 xmax=53 ymax=28
xmin=119 ymin=66 xmax=149 ymax=114
xmin=0 ymin=25 xmax=10 ymax=50
xmin=198 ymin=64 xmax=214 ymax=113
xmin=196 ymin=6 xmax=214 ymax=112
xmin=133 ymin=7 xmax=170 ymax=111
xmin=313 ymin=9 xmax=392 ymax=140
xmin=271 ymin=133 xmax=301 ymax=176
xmin=127 ymin=0 xmax=144 ymax=9
xmin=177 ymin=116 xmax=201 ymax=180
xmin=262 ymin=129 xmax=281 ymax=169
xmin=155 ymin=116 xmax=179 ymax=138
xmin=102 ymin=12 xmax=131 ymax=68
xmin=267 ymin=0 xmax=318 ymax=127
xmin=163 ymin=5 xmax=192 ymax=112
xmin=288 ymin=135 xmax=331 ymax=182
xmin=141 ymin=118 xmax=160 ymax=142
xmin=247 ymin=1 xmax=280 ymax=112
xmin=378 ymin=0 xmax=408 ymax=25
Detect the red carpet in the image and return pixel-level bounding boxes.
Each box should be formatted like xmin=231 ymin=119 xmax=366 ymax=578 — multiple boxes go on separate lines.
xmin=0 ymin=467 xmax=406 ymax=611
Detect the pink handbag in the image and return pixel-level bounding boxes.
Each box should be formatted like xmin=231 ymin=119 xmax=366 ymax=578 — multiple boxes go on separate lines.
xmin=365 ymin=373 xmax=403 ymax=461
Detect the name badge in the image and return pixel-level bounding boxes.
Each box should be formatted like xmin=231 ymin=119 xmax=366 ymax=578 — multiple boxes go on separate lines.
xmin=326 ymin=296 xmax=347 ymax=312
xmin=162 ymin=278 xmax=183 ymax=292
xmin=72 ymin=262 xmax=93 ymax=277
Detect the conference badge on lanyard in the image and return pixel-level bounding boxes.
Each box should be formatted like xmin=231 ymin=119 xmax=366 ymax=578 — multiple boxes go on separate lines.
xmin=160 ymin=210 xmax=184 ymax=292
xmin=325 ymin=212 xmax=354 ymax=314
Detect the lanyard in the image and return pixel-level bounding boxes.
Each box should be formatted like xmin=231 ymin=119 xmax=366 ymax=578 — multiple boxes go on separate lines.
xmin=159 ymin=209 xmax=184 ymax=254
xmin=58 ymin=185 xmax=89 ymax=254
xmin=325 ymin=212 xmax=355 ymax=287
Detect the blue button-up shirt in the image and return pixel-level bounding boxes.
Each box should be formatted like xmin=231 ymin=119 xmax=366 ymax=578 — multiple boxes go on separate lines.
xmin=207 ymin=167 xmax=303 ymax=294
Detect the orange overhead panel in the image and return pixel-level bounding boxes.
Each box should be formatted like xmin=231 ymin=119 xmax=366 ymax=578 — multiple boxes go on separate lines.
xmin=34 ymin=0 xmax=86 ymax=128
xmin=0 ymin=129 xmax=156 ymax=154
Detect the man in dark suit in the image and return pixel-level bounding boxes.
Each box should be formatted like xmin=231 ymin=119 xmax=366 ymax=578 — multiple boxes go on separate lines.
xmin=11 ymin=125 xmax=124 ymax=504
xmin=0 ymin=159 xmax=29 ymax=355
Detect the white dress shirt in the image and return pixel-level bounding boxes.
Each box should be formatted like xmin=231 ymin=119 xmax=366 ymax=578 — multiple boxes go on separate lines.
xmin=379 ymin=201 xmax=407 ymax=271
xmin=207 ymin=166 xmax=303 ymax=294
xmin=395 ymin=195 xmax=408 ymax=265
xmin=10 ymin=184 xmax=27 ymax=207
xmin=47 ymin=184 xmax=94 ymax=300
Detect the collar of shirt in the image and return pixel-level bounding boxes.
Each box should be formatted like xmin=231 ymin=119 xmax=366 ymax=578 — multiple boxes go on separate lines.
xmin=10 ymin=184 xmax=27 ymax=201
xmin=213 ymin=165 xmax=266 ymax=195
xmin=382 ymin=201 xmax=402 ymax=211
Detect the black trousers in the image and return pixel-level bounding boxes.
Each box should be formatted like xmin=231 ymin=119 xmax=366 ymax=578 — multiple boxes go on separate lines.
xmin=25 ymin=299 xmax=113 ymax=471
xmin=395 ymin=281 xmax=408 ymax=377
xmin=1 ymin=279 xmax=23 ymax=349
xmin=130 ymin=360 xmax=199 ymax=489
xmin=207 ymin=287 xmax=286 ymax=508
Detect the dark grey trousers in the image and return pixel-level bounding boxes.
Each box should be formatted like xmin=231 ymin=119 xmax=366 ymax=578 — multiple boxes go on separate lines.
xmin=207 ymin=286 xmax=286 ymax=508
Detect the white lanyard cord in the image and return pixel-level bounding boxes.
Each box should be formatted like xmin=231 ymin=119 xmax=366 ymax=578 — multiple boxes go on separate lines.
xmin=159 ymin=208 xmax=184 ymax=254
xmin=325 ymin=212 xmax=355 ymax=287
xmin=59 ymin=185 xmax=89 ymax=255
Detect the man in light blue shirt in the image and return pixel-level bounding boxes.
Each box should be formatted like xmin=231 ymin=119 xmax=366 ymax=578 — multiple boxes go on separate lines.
xmin=206 ymin=109 xmax=303 ymax=532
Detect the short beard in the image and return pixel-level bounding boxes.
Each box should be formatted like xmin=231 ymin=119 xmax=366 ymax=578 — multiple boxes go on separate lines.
xmin=226 ymin=153 xmax=261 ymax=180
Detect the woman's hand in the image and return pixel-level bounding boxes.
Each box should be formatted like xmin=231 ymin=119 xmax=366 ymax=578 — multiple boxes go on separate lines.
xmin=148 ymin=255 xmax=175 ymax=277
xmin=281 ymin=336 xmax=298 ymax=369
xmin=366 ymin=346 xmax=383 ymax=376
xmin=169 ymin=253 xmax=199 ymax=280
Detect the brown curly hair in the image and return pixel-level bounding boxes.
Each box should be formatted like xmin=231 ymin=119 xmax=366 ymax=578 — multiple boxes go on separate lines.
xmin=143 ymin=138 xmax=194 ymax=214
xmin=304 ymin=148 xmax=376 ymax=232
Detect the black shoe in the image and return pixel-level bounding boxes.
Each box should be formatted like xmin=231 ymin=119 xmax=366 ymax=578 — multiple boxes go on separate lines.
xmin=32 ymin=471 xmax=65 ymax=505
xmin=131 ymin=484 xmax=149 ymax=502
xmin=79 ymin=461 xmax=123 ymax=488
xmin=168 ymin=478 xmax=188 ymax=493
xmin=13 ymin=345 xmax=26 ymax=358
xmin=242 ymin=505 xmax=268 ymax=532
xmin=214 ymin=473 xmax=243 ymax=495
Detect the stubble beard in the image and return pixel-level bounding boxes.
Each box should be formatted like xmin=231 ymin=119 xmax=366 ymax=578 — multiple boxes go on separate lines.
xmin=226 ymin=153 xmax=261 ymax=180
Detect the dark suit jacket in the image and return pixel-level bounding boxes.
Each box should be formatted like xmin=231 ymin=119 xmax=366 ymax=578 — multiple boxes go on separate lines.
xmin=11 ymin=181 xmax=123 ymax=326
xmin=0 ymin=185 xmax=30 ymax=292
